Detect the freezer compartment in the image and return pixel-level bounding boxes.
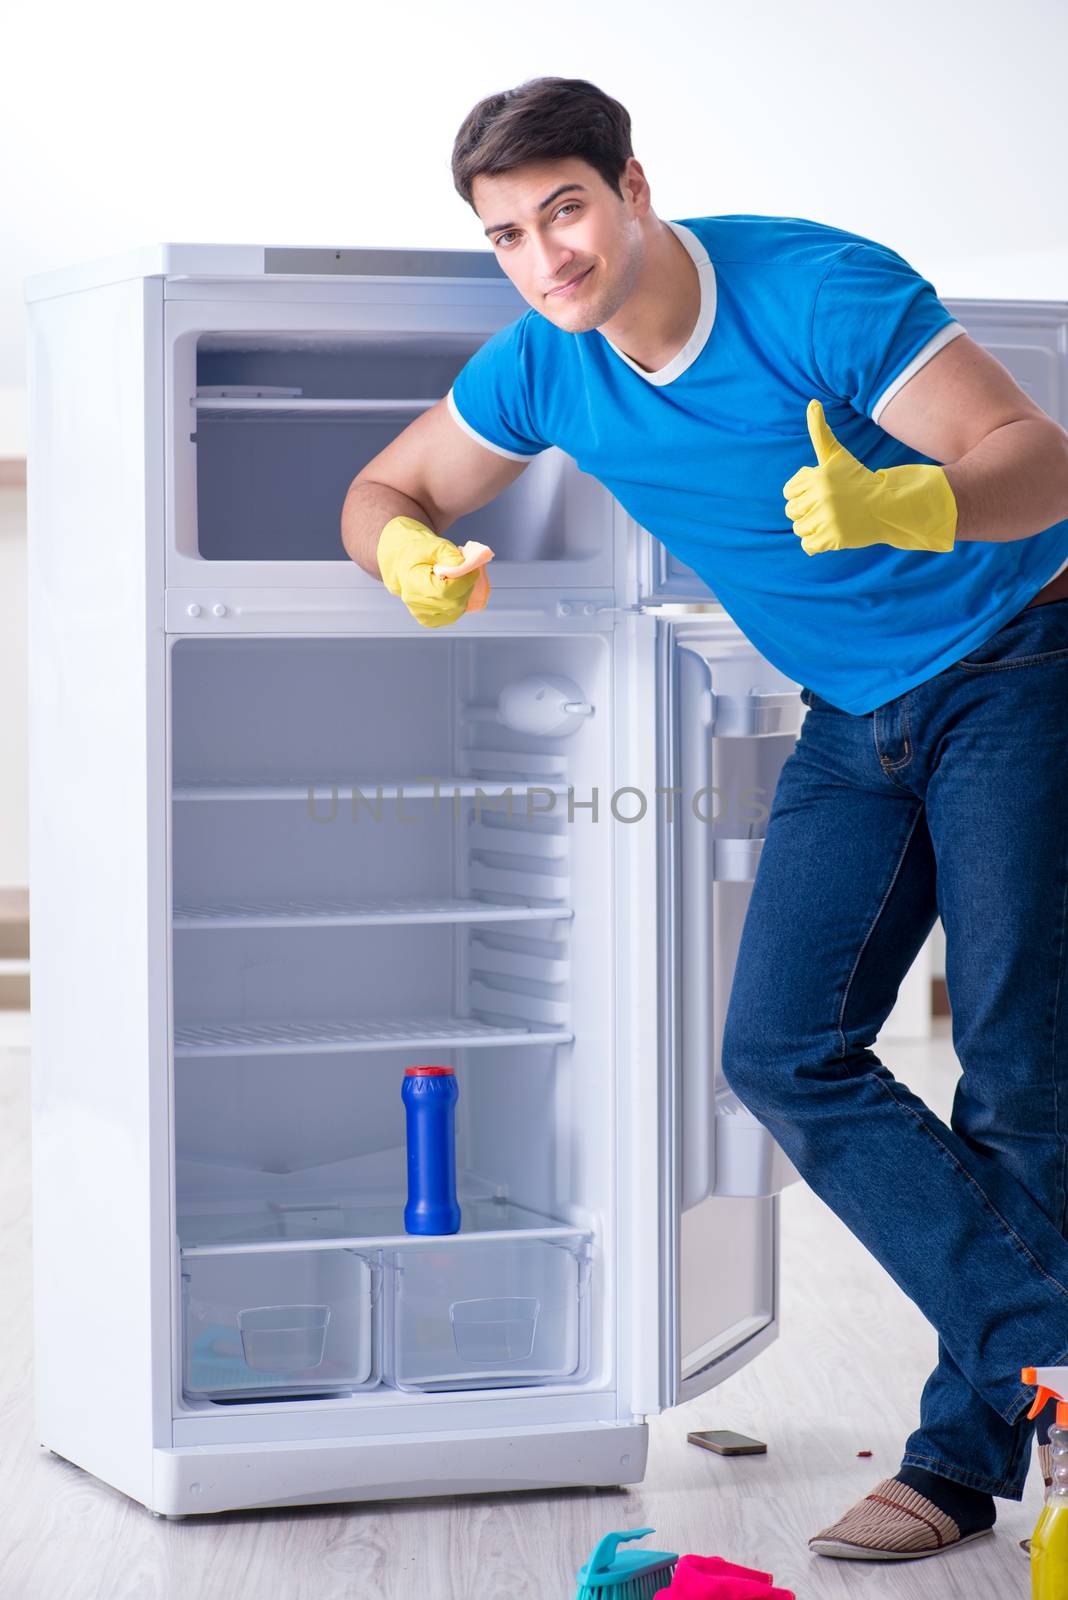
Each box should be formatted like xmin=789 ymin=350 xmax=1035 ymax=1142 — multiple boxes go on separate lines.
xmin=175 ymin=331 xmax=611 ymax=575
xmin=181 ymin=1247 xmax=380 ymax=1401
xmin=386 ymin=1234 xmax=591 ymax=1391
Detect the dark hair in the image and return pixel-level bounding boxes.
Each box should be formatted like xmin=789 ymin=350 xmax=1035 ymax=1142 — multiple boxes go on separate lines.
xmin=451 ymin=77 xmax=634 ymax=210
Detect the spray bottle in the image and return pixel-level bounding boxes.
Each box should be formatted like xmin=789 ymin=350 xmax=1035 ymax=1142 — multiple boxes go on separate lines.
xmin=1021 ymin=1366 xmax=1068 ymax=1597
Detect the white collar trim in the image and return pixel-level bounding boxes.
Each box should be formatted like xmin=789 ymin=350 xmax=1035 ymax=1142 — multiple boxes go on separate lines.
xmin=600 ymin=219 xmax=717 ymax=386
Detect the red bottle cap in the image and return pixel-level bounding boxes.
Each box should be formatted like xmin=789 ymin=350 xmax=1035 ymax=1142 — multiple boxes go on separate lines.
xmin=404 ymin=1065 xmax=455 ymax=1076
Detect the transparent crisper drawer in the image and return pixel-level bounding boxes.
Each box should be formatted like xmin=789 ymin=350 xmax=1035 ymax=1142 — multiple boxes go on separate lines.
xmin=386 ymin=1234 xmax=591 ymax=1392
xmin=181 ymin=1247 xmax=380 ymax=1400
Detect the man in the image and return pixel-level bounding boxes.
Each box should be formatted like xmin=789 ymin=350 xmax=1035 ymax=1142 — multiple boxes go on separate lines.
xmin=341 ymin=75 xmax=1068 ymax=1562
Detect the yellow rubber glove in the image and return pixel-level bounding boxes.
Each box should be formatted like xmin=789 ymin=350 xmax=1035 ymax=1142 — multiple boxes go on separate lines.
xmin=376 ymin=515 xmax=481 ymax=628
xmin=782 ymin=399 xmax=958 ymax=556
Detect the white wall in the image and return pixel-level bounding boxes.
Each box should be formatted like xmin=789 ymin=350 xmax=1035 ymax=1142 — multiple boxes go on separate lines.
xmin=2 ymin=0 xmax=1065 ymax=895
xmin=2 ymin=0 xmax=1067 ymax=457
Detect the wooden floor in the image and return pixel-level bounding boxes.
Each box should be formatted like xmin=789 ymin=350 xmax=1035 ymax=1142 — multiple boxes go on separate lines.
xmin=0 ymin=1011 xmax=1039 ymax=1599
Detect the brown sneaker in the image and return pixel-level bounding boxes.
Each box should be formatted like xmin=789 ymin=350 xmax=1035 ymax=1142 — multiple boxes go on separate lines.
xmin=809 ymin=1477 xmax=995 ymax=1562
xmin=1020 ymin=1442 xmax=1053 ymax=1555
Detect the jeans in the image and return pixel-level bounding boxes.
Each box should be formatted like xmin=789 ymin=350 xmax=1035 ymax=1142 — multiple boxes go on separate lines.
xmin=720 ymin=594 xmax=1068 ymax=1499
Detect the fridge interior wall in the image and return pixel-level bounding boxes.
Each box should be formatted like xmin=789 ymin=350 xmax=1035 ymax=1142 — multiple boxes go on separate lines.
xmin=170 ymin=633 xmax=616 ymax=1405
xmin=179 ymin=331 xmax=610 ymax=572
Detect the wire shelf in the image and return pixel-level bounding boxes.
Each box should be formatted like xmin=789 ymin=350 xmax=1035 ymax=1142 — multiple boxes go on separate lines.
xmin=172 ymin=895 xmax=573 ymax=930
xmin=173 ymin=1014 xmax=573 ymax=1057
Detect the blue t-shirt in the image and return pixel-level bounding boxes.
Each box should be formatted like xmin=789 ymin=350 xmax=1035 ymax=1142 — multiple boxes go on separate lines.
xmin=446 ymin=214 xmax=1068 ymax=715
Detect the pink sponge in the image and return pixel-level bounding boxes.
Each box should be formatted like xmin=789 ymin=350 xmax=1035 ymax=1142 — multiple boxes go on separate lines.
xmin=653 ymin=1553 xmax=794 ymax=1599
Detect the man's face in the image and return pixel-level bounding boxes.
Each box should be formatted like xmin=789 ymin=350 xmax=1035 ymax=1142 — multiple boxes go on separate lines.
xmin=471 ymin=156 xmax=648 ymax=333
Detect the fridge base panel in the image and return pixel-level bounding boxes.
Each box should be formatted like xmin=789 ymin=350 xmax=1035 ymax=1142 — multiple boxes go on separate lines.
xmin=172 ymin=1386 xmax=620 ymax=1445
xmin=147 ymin=1420 xmax=648 ymax=1514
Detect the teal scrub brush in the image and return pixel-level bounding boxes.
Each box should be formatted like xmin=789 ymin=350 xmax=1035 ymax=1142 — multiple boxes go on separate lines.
xmin=574 ymin=1528 xmax=678 ymax=1599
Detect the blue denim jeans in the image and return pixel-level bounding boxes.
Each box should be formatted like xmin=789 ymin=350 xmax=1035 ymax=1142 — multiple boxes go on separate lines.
xmin=720 ymin=594 xmax=1068 ymax=1500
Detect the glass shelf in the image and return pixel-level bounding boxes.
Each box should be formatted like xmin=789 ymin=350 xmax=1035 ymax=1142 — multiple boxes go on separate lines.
xmin=179 ymin=1195 xmax=587 ymax=1255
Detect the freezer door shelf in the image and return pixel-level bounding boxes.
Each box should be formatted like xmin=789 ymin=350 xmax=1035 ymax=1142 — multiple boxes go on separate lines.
xmin=180 ymin=1225 xmax=592 ymax=1403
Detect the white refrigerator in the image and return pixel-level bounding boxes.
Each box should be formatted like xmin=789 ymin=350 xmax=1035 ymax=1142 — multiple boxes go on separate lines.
xmin=23 ymin=242 xmax=1061 ymax=1517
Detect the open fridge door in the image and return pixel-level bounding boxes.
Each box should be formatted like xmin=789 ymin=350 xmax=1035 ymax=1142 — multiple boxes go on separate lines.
xmin=656 ymin=618 xmax=803 ymax=1408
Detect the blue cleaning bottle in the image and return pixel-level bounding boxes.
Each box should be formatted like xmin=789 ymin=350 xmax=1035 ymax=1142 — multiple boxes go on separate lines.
xmin=402 ymin=1066 xmax=461 ymax=1235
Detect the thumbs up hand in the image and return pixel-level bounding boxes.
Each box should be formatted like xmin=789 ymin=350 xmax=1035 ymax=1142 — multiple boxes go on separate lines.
xmin=782 ymin=399 xmax=958 ymax=556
